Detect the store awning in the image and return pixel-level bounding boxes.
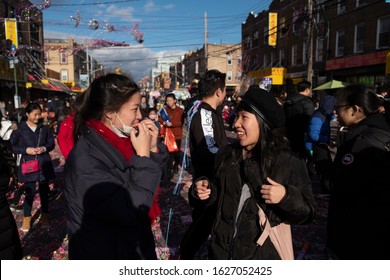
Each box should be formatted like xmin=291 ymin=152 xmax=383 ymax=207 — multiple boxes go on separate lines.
xmin=26 ymin=74 xmax=71 ymax=94
xmin=47 ymin=78 xmax=72 ymax=93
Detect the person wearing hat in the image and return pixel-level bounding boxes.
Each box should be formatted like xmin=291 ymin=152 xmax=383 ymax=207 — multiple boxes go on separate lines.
xmin=192 ymin=85 xmax=316 ymax=259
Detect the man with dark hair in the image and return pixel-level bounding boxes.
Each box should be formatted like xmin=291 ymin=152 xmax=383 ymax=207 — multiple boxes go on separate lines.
xmin=283 ymin=81 xmax=315 ymax=159
xmin=160 ymin=93 xmax=184 ymax=175
xmin=180 ymin=69 xmax=228 ymax=259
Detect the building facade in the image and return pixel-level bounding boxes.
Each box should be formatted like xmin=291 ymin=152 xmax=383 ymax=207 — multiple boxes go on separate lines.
xmin=241 ymin=0 xmax=390 ymax=92
xmin=181 ymin=44 xmax=242 ymax=95
xmin=0 ymin=0 xmax=44 ymax=104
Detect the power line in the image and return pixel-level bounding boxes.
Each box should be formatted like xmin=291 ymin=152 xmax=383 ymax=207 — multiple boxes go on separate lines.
xmin=49 ymin=0 xmax=141 ymax=6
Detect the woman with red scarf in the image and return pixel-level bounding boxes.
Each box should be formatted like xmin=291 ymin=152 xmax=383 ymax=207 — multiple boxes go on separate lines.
xmin=64 ymin=74 xmax=168 ymax=260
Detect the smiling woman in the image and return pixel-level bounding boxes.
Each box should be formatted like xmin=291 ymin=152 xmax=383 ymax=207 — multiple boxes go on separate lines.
xmin=190 ymin=85 xmax=316 ymax=260
xmin=64 ymin=73 xmax=169 ymax=260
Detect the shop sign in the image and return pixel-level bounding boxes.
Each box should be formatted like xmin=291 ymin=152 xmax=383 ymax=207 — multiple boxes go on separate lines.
xmin=5 ymin=19 xmax=18 ymax=48
xmin=268 ymin=13 xmax=278 ymax=46
xmin=326 ymin=50 xmax=388 ymax=70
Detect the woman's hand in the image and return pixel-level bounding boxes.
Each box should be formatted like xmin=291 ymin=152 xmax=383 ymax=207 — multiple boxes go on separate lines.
xmin=194 ymin=179 xmax=210 ymax=200
xmin=140 ymin=119 xmax=159 ymax=153
xmin=260 ymin=177 xmax=287 ymax=204
xmin=35 ymin=147 xmax=45 ymax=155
xmin=26 ymin=147 xmax=37 ymax=155
xmin=130 ymin=122 xmax=151 ymax=157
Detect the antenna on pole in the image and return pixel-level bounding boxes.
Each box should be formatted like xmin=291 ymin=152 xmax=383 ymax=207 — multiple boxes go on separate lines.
xmin=307 ymin=0 xmax=314 ymax=84
xmin=204 ymin=11 xmax=208 ymax=72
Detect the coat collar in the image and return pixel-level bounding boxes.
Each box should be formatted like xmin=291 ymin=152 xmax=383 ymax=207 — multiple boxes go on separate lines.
xmin=81 ymin=125 xmax=129 ymax=172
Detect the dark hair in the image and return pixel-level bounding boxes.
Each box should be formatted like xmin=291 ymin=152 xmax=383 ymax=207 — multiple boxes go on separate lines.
xmin=165 ymin=93 xmax=176 ymax=100
xmin=25 ymin=102 xmax=42 ymax=114
xmin=297 ymin=81 xmax=312 ymax=92
xmin=148 ymin=107 xmax=157 ymax=114
xmin=73 ymin=74 xmax=140 ymax=142
xmin=338 ymin=84 xmax=380 ymax=116
xmin=377 ymin=85 xmax=389 ymax=95
xmin=199 ymin=69 xmax=226 ymax=99
xmin=236 ymin=101 xmax=289 ymax=179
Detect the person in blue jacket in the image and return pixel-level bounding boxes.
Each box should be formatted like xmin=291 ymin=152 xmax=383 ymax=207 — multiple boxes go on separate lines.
xmin=64 ymin=74 xmax=168 ymax=260
xmin=305 ymin=95 xmax=336 ymax=194
xmin=10 ymin=102 xmax=55 ymax=232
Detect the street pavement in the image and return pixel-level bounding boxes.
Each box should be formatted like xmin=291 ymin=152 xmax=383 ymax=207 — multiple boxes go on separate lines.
xmin=8 ymin=127 xmax=329 ymax=260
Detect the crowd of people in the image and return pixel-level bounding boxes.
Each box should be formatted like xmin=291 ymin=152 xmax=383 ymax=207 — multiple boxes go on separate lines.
xmin=0 ymin=71 xmax=389 ymax=260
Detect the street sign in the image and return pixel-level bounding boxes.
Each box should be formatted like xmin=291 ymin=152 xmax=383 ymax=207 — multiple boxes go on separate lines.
xmin=262 ymin=77 xmax=273 ymax=85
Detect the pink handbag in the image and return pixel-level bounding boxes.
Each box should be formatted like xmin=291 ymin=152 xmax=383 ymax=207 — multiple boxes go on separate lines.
xmin=21 ymin=129 xmax=41 ymax=175
xmin=21 ymin=159 xmax=40 ymax=174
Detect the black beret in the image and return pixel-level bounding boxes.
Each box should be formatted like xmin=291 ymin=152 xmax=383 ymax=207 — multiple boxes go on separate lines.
xmin=241 ymin=85 xmax=286 ymax=129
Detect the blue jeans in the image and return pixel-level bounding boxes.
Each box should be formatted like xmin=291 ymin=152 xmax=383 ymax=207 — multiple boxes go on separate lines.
xmin=23 ymin=181 xmax=49 ymax=217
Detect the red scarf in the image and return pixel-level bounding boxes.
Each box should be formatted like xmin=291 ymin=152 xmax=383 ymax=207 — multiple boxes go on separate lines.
xmin=86 ymin=119 xmax=160 ymax=222
xmin=86 ymin=119 xmax=135 ymax=161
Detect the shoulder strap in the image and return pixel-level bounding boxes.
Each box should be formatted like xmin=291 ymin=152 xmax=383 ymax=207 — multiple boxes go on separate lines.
xmin=1 ymin=124 xmax=13 ymax=139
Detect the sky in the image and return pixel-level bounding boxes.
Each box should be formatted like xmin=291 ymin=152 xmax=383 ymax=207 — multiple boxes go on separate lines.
xmin=30 ymin=0 xmax=273 ymax=81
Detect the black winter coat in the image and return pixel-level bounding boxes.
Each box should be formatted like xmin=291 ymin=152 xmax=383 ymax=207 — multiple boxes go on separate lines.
xmin=283 ymin=93 xmax=315 ymax=156
xmin=0 ymin=144 xmax=22 ymax=259
xmin=10 ymin=122 xmax=55 ymax=183
xmin=327 ymin=114 xmax=390 ymax=259
xmin=199 ymin=144 xmax=316 ymax=259
xmin=64 ymin=125 xmax=168 ymax=260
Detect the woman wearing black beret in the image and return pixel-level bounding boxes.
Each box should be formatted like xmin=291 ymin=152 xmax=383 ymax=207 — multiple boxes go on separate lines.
xmin=191 ymin=85 xmax=316 ymax=259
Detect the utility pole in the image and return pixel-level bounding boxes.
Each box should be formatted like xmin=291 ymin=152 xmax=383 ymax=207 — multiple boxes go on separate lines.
xmin=175 ymin=64 xmax=178 ymax=88
xmin=204 ymin=11 xmax=208 ymax=72
xmin=307 ymin=0 xmax=314 ymax=84
xmin=86 ymin=47 xmax=90 ymax=86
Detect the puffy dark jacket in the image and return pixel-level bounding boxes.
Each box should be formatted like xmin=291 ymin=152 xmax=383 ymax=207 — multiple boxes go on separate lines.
xmin=64 ymin=125 xmax=168 ymax=260
xmin=327 ymin=114 xmax=390 ymax=259
xmin=199 ymin=144 xmax=316 ymax=259
xmin=305 ymin=95 xmax=336 ymax=151
xmin=10 ymin=122 xmax=55 ymax=183
xmin=0 ymin=145 xmax=22 ymax=259
xmin=284 ymin=93 xmax=315 ymax=157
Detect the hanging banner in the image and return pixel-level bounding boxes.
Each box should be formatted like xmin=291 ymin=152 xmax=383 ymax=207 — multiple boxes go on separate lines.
xmin=268 ymin=13 xmax=278 ymax=47
xmin=5 ymin=18 xmax=18 ymax=48
xmin=386 ymin=52 xmax=390 ymax=75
